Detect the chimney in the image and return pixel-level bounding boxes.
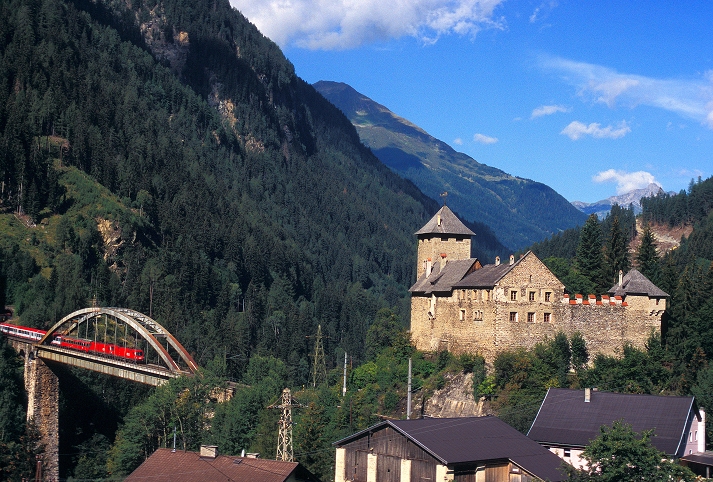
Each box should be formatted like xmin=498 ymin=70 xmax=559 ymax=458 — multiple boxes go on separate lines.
xmin=619 ymin=270 xmax=623 ymax=287
xmin=440 ymin=253 xmax=447 ymax=269
xmin=509 ymin=255 xmax=514 ymax=265
xmin=495 ymin=256 xmax=500 ymax=266
xmin=585 ymin=388 xmax=591 ymax=403
xmin=200 ymin=445 xmax=218 ymax=459
xmin=437 ymin=214 xmax=441 ymax=226
xmin=426 ymin=258 xmax=432 ymax=276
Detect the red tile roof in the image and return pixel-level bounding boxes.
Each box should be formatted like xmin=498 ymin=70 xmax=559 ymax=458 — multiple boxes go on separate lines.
xmin=124 ymin=448 xmax=320 ymax=482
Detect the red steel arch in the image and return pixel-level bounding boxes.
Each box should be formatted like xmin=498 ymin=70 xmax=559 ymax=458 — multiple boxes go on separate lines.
xmin=38 ymin=307 xmax=198 ymax=375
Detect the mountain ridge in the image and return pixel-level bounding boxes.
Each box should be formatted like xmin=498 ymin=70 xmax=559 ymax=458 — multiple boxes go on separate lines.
xmin=314 ymin=81 xmax=588 ymax=250
xmin=572 ymin=183 xmax=672 ymax=219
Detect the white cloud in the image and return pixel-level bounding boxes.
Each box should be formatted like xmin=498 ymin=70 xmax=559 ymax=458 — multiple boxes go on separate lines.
xmin=473 ymin=133 xmax=498 ymax=144
xmin=593 ymin=169 xmax=660 ymax=195
xmin=561 ymin=120 xmax=631 ymax=140
xmin=531 ymin=104 xmax=569 ymax=119
xmin=453 ymin=137 xmax=463 ymax=145
xmin=229 ymin=0 xmax=506 ymax=49
xmin=529 ymin=1 xmax=558 ymax=23
xmin=540 ymin=56 xmax=713 ymax=129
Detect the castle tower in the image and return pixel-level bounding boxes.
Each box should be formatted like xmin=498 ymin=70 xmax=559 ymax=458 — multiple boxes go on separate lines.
xmin=414 ymin=205 xmax=475 ymax=279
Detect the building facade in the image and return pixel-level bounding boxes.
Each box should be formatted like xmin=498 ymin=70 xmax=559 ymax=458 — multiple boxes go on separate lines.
xmin=333 ymin=417 xmax=566 ymax=482
xmin=410 ymin=207 xmax=668 ymax=361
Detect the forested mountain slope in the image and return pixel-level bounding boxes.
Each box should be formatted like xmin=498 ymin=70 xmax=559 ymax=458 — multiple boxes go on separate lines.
xmin=314 ymin=81 xmax=588 ymax=250
xmin=0 ymin=0 xmax=445 ymax=379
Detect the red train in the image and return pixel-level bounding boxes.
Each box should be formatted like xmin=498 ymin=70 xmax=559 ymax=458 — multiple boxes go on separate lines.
xmin=0 ymin=322 xmax=145 ymax=362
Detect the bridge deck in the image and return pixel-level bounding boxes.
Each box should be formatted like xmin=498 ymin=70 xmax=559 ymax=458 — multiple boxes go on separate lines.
xmin=34 ymin=345 xmax=189 ymax=386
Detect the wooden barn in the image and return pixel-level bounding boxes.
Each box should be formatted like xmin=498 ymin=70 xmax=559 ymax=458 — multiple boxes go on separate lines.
xmin=333 ymin=416 xmax=566 ymax=482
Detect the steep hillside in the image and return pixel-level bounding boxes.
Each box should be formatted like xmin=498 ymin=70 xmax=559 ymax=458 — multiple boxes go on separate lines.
xmin=0 ymin=0 xmax=444 ymax=376
xmin=314 ymin=81 xmax=588 ymax=250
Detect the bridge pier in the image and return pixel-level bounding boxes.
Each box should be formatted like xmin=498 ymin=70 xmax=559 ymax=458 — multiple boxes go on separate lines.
xmin=25 ymin=348 xmax=60 ymax=482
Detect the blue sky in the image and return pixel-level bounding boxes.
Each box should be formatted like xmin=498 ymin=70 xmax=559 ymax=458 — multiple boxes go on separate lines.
xmin=229 ymin=0 xmax=713 ymax=203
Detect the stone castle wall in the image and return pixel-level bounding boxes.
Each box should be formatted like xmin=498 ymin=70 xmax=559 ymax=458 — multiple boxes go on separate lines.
xmin=411 ymin=292 xmax=662 ymax=361
xmin=416 ymin=236 xmax=471 ymax=278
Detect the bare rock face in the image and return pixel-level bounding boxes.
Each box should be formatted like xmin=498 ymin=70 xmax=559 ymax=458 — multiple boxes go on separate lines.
xmin=422 ymin=372 xmax=493 ymax=418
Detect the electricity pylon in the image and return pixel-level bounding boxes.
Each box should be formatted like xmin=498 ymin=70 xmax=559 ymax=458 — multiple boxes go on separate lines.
xmin=308 ymin=325 xmax=326 ymax=388
xmin=268 ymin=388 xmax=301 ymax=461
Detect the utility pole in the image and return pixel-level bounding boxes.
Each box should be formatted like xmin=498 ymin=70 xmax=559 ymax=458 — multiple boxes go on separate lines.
xmin=308 ymin=325 xmax=326 ymax=388
xmin=268 ymin=388 xmax=302 ymax=462
xmin=342 ymin=351 xmax=348 ymax=397
xmin=407 ymin=357 xmax=412 ymax=419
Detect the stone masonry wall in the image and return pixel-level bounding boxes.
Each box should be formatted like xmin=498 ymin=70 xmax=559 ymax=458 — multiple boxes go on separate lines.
xmin=26 ymin=354 xmax=59 ymax=482
xmin=416 ymin=237 xmax=471 ymax=278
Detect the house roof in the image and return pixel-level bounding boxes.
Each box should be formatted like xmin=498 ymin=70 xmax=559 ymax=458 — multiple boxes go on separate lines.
xmin=527 ymin=388 xmax=696 ymax=456
xmin=335 ymin=416 xmax=566 ymax=481
xmin=124 ymin=448 xmax=320 ymax=482
xmin=409 ymin=259 xmax=479 ymax=294
xmin=608 ymin=268 xmax=669 ymax=298
xmin=453 ymin=258 xmax=520 ymax=289
xmin=415 ymin=205 xmax=475 ymax=237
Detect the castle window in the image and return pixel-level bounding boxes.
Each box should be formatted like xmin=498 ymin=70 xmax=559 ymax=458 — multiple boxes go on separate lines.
xmin=529 ymin=291 xmax=536 ymax=302
xmin=473 ymin=310 xmax=483 ymax=321
xmin=459 ymin=309 xmax=466 ymax=321
xmin=509 ymin=312 xmax=518 ymax=322
xmin=527 ymin=312 xmax=535 ymax=323
xmin=543 ymin=313 xmax=551 ymax=323
xmin=510 ymin=290 xmax=517 ymax=301
xmin=485 ymin=290 xmax=490 ymax=301
xmin=545 ymin=292 xmax=551 ymax=302
xmin=461 ymin=289 xmax=466 ymax=300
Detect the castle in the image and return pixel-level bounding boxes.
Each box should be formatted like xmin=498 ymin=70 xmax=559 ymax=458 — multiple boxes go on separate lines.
xmin=409 ymin=206 xmax=668 ymax=361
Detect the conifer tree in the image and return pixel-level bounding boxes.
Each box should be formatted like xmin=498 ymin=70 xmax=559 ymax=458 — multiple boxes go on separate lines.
xmin=576 ymin=214 xmax=606 ymax=292
xmin=636 ymin=223 xmax=659 ymax=281
xmin=604 ymin=216 xmax=630 ymax=285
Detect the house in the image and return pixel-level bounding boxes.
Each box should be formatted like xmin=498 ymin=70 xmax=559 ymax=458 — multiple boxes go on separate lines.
xmin=409 ymin=206 xmax=667 ymax=361
xmin=527 ymin=388 xmax=705 ymax=469
xmin=333 ymin=416 xmax=567 ymax=482
xmin=124 ymin=446 xmax=321 ymax=482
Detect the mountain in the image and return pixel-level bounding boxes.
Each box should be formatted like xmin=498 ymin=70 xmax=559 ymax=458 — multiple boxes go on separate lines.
xmin=572 ymin=183 xmax=668 ymax=219
xmin=313 ymin=81 xmax=588 ymax=250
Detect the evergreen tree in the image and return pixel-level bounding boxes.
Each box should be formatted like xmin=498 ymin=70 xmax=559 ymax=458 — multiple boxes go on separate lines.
xmin=604 ymin=216 xmax=630 ymax=285
xmin=576 ymin=214 xmax=606 ymax=293
xmin=636 ymin=223 xmax=659 ymax=281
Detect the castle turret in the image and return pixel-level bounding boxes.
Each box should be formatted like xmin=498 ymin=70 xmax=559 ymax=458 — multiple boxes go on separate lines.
xmin=415 ymin=206 xmax=474 ymax=279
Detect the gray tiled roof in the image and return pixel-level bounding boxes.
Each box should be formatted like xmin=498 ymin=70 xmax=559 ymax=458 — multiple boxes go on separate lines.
xmin=410 ymin=259 xmax=478 ymax=294
xmin=454 ymin=262 xmax=516 ymax=288
xmin=335 ymin=417 xmax=566 ymax=481
xmin=528 ymin=388 xmax=695 ymax=457
xmin=608 ymin=268 xmax=669 ymax=297
xmin=415 ymin=205 xmax=475 ymax=236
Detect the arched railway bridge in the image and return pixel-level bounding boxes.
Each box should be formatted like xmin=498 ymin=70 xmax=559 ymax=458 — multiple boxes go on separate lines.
xmin=1 ymin=307 xmax=200 ymax=481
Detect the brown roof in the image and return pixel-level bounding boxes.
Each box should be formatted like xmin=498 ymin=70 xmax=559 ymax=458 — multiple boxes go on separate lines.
xmin=528 ymin=388 xmax=696 ymax=457
xmin=415 ymin=205 xmax=475 ymax=237
xmin=124 ymin=448 xmax=320 ymax=482
xmin=335 ymin=417 xmax=566 ymax=481
xmin=608 ymin=268 xmax=669 ymax=298
xmin=409 ymin=259 xmax=479 ymax=294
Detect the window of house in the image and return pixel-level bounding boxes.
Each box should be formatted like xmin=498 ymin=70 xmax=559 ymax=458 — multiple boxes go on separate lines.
xmin=529 ymin=291 xmax=536 ymax=301
xmin=527 ymin=312 xmax=535 ymax=323
xmin=510 ymin=290 xmax=517 ymax=301
xmin=459 ymin=309 xmax=466 ymax=321
xmin=545 ymin=292 xmax=551 ymax=302
xmin=509 ymin=312 xmax=518 ymax=322
xmin=564 ymin=449 xmax=571 ymax=457
xmin=543 ymin=313 xmax=551 ymax=323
